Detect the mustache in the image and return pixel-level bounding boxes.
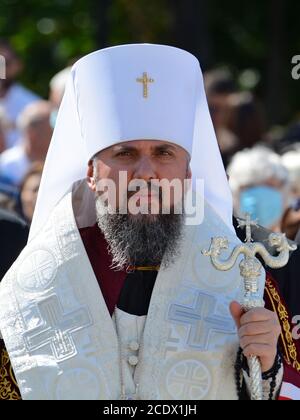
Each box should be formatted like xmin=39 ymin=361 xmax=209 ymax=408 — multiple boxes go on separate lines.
xmin=96 ymin=181 xmax=162 ymax=200
xmin=127 ymin=182 xmax=161 ymax=199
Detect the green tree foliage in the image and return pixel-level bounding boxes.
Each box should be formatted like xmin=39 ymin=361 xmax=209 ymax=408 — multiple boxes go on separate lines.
xmin=1 ymin=0 xmax=299 ymax=124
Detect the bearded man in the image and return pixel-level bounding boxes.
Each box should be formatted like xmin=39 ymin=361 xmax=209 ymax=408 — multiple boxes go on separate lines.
xmin=0 ymin=44 xmax=299 ymax=400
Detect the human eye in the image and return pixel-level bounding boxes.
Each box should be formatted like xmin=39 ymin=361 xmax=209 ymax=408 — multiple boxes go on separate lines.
xmin=157 ymin=149 xmax=174 ymax=157
xmin=115 ymin=150 xmax=133 ymax=157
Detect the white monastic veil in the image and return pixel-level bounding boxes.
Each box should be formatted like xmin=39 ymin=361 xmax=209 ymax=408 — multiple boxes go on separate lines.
xmin=191 ymin=67 xmax=233 ymax=229
xmin=29 ymin=44 xmax=233 ymax=241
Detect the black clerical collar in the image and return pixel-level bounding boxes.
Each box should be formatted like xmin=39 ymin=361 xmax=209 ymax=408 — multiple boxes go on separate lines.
xmin=117 ymin=270 xmax=158 ymax=316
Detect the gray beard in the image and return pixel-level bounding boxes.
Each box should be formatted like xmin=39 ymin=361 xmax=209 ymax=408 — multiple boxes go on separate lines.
xmin=95 ymin=195 xmax=185 ymax=271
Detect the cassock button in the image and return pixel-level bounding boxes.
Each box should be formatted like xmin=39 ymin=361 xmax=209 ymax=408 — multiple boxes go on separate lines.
xmin=128 ymin=355 xmax=139 ymax=366
xmin=129 ymin=341 xmax=139 ymax=351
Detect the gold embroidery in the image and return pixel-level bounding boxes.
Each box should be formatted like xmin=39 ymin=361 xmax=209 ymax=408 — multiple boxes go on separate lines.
xmin=0 ymin=346 xmax=21 ymax=400
xmin=136 ymin=72 xmax=154 ymax=98
xmin=265 ymin=278 xmax=300 ymax=372
xmin=127 ymin=265 xmax=160 ymax=272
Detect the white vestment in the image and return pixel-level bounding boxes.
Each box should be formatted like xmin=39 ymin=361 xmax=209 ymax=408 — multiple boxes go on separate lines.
xmin=0 ymin=183 xmax=265 ymax=400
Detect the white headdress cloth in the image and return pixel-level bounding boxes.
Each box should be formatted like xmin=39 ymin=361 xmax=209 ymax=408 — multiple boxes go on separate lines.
xmin=30 ymin=44 xmax=233 ymax=240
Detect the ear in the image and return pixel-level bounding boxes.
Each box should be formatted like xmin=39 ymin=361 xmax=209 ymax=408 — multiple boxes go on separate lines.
xmin=187 ymin=165 xmax=192 ymax=179
xmin=86 ymin=159 xmax=96 ymax=192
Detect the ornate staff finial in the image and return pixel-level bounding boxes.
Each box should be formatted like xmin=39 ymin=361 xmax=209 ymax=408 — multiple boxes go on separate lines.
xmin=237 ymin=213 xmax=259 ymax=243
xmin=202 ymin=213 xmax=296 ymax=400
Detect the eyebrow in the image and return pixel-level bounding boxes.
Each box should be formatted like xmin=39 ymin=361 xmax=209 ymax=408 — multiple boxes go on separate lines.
xmin=112 ymin=143 xmax=178 ymax=153
xmin=154 ymin=144 xmax=178 ymax=151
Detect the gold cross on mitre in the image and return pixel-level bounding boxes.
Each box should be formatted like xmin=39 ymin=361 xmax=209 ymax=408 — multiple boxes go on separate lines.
xmin=237 ymin=213 xmax=259 ymax=243
xmin=136 ymin=72 xmax=154 ymax=98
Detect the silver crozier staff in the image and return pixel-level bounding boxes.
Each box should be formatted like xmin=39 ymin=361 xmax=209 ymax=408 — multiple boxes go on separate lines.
xmin=203 ymin=213 xmax=296 ymax=400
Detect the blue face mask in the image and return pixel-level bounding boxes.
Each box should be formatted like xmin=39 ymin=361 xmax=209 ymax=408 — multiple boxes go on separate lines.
xmin=239 ymin=185 xmax=284 ymax=228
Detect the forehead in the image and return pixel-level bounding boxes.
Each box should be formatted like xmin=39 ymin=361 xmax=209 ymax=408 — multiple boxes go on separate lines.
xmin=23 ymin=173 xmax=42 ymax=189
xmin=105 ymin=139 xmax=187 ymax=153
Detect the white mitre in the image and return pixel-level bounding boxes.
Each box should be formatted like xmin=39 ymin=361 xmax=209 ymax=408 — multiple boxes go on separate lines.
xmin=30 ymin=43 xmax=233 ymax=240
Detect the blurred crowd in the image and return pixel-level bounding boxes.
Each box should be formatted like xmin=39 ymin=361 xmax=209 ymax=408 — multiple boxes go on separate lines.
xmin=0 ymin=40 xmax=70 ymax=225
xmin=206 ymin=68 xmax=300 ymax=242
xmin=0 ymin=40 xmax=299 ymax=243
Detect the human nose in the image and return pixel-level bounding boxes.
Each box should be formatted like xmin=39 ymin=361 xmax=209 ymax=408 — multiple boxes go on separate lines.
xmin=132 ymin=156 xmax=158 ymax=182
